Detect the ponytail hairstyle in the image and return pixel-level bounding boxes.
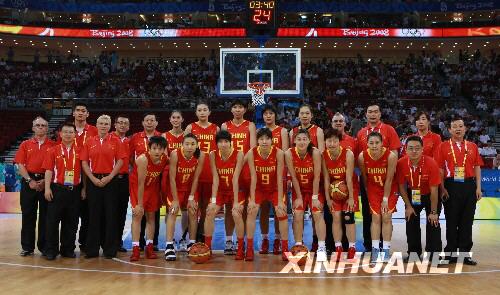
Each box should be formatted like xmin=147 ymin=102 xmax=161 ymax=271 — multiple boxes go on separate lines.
xmin=296 ymin=128 xmax=314 ymax=156
xmin=183 ymin=133 xmax=201 ymax=158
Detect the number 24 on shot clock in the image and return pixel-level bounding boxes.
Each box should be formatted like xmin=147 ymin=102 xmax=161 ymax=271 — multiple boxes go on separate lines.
xmin=248 ymin=1 xmax=276 ymax=25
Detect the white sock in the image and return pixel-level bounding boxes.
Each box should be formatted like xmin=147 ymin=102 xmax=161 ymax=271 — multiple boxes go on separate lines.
xmin=318 ymin=241 xmax=326 ymax=248
xmin=166 ymin=241 xmax=174 ymax=247
xmin=275 ymin=234 xmax=281 ymax=240
xmin=372 ymin=240 xmax=380 ymax=249
xmin=335 ymin=242 xmax=342 ymax=247
xmin=189 ymin=240 xmax=196 ymax=244
xmin=226 ymin=236 xmax=232 ymax=242
xmin=146 ymin=240 xmax=153 ymax=245
xmin=262 ymin=234 xmax=269 ymax=239
xmin=132 ymin=241 xmax=139 ymax=247
xmin=382 ymin=241 xmax=391 ymax=250
xmin=295 ymin=241 xmax=303 ymax=246
xmin=349 ymin=242 xmax=356 ymax=248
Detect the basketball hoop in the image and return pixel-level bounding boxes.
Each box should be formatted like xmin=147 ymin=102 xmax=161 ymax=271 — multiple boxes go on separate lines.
xmin=248 ymin=82 xmax=270 ymax=106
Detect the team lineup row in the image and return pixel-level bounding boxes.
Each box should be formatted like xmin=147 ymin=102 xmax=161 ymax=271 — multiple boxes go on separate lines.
xmin=15 ymin=101 xmax=483 ymax=266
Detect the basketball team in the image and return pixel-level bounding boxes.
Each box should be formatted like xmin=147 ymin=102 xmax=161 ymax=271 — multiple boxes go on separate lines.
xmin=16 ymin=101 xmax=482 ymax=266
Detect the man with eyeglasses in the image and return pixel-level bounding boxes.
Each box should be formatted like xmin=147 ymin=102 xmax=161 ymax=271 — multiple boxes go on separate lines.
xmin=331 ymin=112 xmax=357 ymax=152
xmin=397 ymin=136 xmax=441 ymax=261
xmin=15 ymin=116 xmax=55 ymax=256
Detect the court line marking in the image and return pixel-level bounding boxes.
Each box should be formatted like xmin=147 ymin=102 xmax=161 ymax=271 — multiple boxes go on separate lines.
xmin=113 ymin=257 xmax=374 ymax=274
xmin=1 ymin=261 xmax=499 ymax=280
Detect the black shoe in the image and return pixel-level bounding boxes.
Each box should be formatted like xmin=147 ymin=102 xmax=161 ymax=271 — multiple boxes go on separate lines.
xmin=20 ymin=250 xmax=34 ymax=257
xmin=463 ymin=257 xmax=478 ymax=266
xmin=61 ymin=252 xmax=76 ymax=258
xmin=104 ymin=254 xmax=115 ymax=259
xmin=84 ymin=254 xmax=99 ymax=259
xmin=117 ymin=247 xmax=127 ymax=253
xmin=153 ymin=245 xmax=159 ymax=252
xmin=45 ymin=254 xmax=57 ymax=261
xmin=79 ymin=245 xmax=86 ymax=253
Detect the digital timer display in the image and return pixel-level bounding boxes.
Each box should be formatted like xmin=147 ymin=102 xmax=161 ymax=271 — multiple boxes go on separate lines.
xmin=248 ymin=1 xmax=276 ymax=26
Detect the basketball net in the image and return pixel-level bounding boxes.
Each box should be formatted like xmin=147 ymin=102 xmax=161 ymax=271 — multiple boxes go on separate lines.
xmin=248 ymin=82 xmax=270 ymax=106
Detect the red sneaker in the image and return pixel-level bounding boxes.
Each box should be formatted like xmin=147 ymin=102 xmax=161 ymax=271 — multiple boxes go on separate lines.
xmin=130 ymin=245 xmax=140 ymax=262
xmin=245 ymin=246 xmax=254 ymax=261
xmin=235 ymin=241 xmax=245 ymax=260
xmin=273 ymin=239 xmax=281 ymax=255
xmin=259 ymin=238 xmax=269 ymax=254
xmin=335 ymin=246 xmax=343 ymax=262
xmin=347 ymin=246 xmax=356 ymax=260
xmin=311 ymin=241 xmax=318 ymax=252
xmin=281 ymin=240 xmax=289 ymax=261
xmin=145 ymin=244 xmax=158 ymax=259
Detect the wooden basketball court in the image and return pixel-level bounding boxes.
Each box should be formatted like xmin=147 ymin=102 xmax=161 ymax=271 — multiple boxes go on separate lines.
xmin=1 ymin=214 xmax=499 ymax=295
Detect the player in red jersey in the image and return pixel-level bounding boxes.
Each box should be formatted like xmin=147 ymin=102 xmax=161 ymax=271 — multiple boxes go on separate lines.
xmin=162 ymin=110 xmax=187 ymax=251
xmin=259 ymin=104 xmax=289 ymax=255
xmin=358 ymin=132 xmax=398 ymax=263
xmin=401 ymin=111 xmax=441 ymax=158
xmin=164 ymin=134 xmax=204 ymax=261
xmin=163 ymin=110 xmax=184 ymax=156
xmin=286 ymin=129 xmax=327 ymax=261
xmin=221 ymin=100 xmax=256 ymax=153
xmin=129 ymin=136 xmax=169 ymax=261
xmin=184 ymin=101 xmax=219 ymax=243
xmin=322 ymin=128 xmax=359 ymax=261
xmin=129 ymin=113 xmax=162 ymax=250
xmin=233 ymin=128 xmax=289 ymax=261
xmin=289 ymin=104 xmax=325 ymax=152
xmin=220 ymin=100 xmax=256 ymax=254
xmin=204 ymin=130 xmax=245 ymax=253
xmin=289 ymin=104 xmax=325 ymax=252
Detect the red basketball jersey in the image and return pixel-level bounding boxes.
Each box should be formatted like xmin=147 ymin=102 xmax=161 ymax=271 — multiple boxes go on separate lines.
xmin=214 ymin=149 xmax=238 ymax=194
xmin=323 ymin=147 xmax=360 ymax=190
xmin=271 ymin=126 xmax=285 ymax=149
xmin=253 ymin=146 xmax=279 ymax=193
xmin=174 ymin=149 xmax=199 ymax=192
xmin=225 ymin=120 xmax=251 ymax=153
xmin=190 ymin=122 xmax=217 ymax=154
xmin=363 ymin=148 xmax=397 ymax=193
xmin=129 ymin=153 xmax=169 ymax=197
xmin=163 ymin=131 xmax=184 ymax=155
xmin=292 ymin=125 xmax=319 ymax=148
xmin=290 ymin=147 xmax=315 ymax=193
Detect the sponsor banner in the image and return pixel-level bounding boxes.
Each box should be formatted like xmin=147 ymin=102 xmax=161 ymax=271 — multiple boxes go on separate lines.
xmin=0 ymin=24 xmax=246 ymax=38
xmin=277 ymin=27 xmax=500 ymax=38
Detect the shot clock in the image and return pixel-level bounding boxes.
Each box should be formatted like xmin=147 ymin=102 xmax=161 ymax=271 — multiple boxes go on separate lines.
xmin=246 ymin=0 xmax=277 ymax=36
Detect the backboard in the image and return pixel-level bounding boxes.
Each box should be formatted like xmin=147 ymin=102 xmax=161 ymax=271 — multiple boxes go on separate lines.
xmin=218 ymin=48 xmax=302 ymax=97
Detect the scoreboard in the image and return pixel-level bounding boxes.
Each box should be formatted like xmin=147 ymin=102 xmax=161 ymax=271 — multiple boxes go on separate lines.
xmin=246 ymin=0 xmax=277 ymax=36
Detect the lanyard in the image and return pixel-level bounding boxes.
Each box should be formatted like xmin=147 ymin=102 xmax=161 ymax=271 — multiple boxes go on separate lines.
xmin=366 ymin=123 xmax=382 ymax=136
xmin=449 ymin=139 xmax=467 ymax=167
xmin=61 ymin=146 xmax=76 ymax=171
xmin=408 ymin=157 xmax=423 ymax=188
xmin=144 ymin=137 xmax=148 ymax=152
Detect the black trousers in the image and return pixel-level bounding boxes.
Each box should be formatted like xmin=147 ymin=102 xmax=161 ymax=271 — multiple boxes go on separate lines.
xmin=78 ymin=198 xmax=89 ymax=249
xmin=359 ymin=184 xmax=372 ymax=250
xmin=86 ymin=178 xmax=118 ymax=257
xmin=115 ymin=175 xmax=129 ymax=248
xmin=443 ymin=178 xmax=477 ymax=253
xmin=20 ymin=177 xmax=47 ymax=253
xmin=45 ymin=184 xmax=81 ymax=257
xmin=324 ymin=206 xmax=351 ymax=251
xmin=405 ymin=193 xmax=442 ymax=256
xmin=140 ymin=211 xmax=160 ymax=247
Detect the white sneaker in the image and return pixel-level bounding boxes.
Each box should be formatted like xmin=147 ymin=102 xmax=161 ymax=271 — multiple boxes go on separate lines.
xmin=164 ymin=244 xmax=176 ymax=261
xmin=224 ymin=240 xmax=235 ymax=255
xmin=178 ymin=239 xmax=188 ymax=252
xmin=316 ymin=246 xmax=327 ymax=262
